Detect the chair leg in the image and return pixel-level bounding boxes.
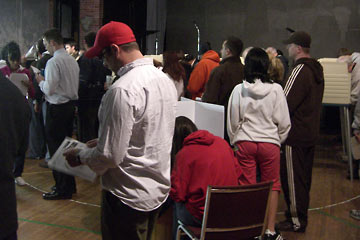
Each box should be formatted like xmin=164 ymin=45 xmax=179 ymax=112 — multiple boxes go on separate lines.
xmin=176 ymin=226 xmax=182 ymax=240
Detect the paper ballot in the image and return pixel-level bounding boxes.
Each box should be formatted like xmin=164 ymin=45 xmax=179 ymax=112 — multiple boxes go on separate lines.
xmin=9 ymin=73 xmax=29 ymax=96
xmin=48 ymin=137 xmax=97 ymax=182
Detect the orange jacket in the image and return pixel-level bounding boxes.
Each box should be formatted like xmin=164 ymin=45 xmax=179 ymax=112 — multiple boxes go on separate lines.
xmin=187 ymin=50 xmax=220 ymax=99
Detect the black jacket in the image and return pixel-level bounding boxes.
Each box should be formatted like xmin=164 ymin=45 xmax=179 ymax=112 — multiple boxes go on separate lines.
xmin=0 ymin=72 xmax=31 ymax=238
xmin=283 ymin=57 xmax=324 ymax=146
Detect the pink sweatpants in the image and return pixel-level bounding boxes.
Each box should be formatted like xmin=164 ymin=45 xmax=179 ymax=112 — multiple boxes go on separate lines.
xmin=235 ymin=141 xmax=281 ymax=191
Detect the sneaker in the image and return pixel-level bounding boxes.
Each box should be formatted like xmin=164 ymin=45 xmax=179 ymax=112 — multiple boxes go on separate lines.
xmin=276 ymin=220 xmax=306 ymax=233
xmin=350 ymin=209 xmax=360 ymax=220
xmin=263 ymin=230 xmax=284 ymax=240
xmin=15 ymin=176 xmax=27 ymax=186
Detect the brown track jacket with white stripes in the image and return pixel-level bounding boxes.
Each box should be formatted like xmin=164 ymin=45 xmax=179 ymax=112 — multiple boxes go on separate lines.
xmin=283 ymin=57 xmax=324 ymax=147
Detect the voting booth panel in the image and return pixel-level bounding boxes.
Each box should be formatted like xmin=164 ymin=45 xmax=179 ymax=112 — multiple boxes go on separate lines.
xmin=176 ymin=98 xmax=224 ymax=138
xmin=319 ymin=58 xmax=351 ymax=105
xmin=319 ymin=58 xmax=354 ymax=180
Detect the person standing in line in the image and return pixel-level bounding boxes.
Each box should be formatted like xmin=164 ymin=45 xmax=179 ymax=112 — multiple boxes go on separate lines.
xmin=227 ymin=47 xmax=291 ymax=240
xmin=202 ymin=36 xmax=244 ymax=143
xmin=77 ymin=32 xmax=111 ymax=142
xmin=187 ymin=42 xmax=220 ymax=100
xmin=0 ymin=71 xmax=31 ymax=240
xmin=277 ymin=31 xmax=324 ymax=233
xmin=63 ymin=21 xmax=177 ymax=240
xmin=0 ymin=41 xmax=34 ymax=186
xmin=36 ymin=28 xmax=79 ymax=200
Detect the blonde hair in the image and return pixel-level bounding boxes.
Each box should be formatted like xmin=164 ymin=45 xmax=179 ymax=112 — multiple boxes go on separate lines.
xmin=268 ymin=54 xmax=284 ymax=84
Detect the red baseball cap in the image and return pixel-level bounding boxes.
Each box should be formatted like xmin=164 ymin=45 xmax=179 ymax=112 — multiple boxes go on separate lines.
xmin=85 ymin=21 xmax=136 ymax=58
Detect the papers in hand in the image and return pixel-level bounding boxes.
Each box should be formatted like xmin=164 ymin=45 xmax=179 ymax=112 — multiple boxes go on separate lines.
xmin=48 ymin=137 xmax=97 ymax=182
xmin=9 ymin=73 xmax=28 ymax=96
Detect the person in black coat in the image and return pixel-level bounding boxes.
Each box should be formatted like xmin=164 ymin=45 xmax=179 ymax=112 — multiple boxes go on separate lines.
xmin=0 ymin=71 xmax=31 ymax=240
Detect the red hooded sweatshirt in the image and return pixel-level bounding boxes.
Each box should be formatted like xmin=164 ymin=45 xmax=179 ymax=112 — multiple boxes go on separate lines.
xmin=170 ymin=130 xmax=242 ymax=221
xmin=187 ymin=50 xmax=220 ymax=99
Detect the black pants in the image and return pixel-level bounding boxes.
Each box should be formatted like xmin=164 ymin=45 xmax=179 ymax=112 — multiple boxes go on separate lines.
xmin=77 ymin=102 xmax=100 ymax=142
xmin=280 ymin=144 xmax=315 ymax=230
xmin=101 ymin=190 xmax=160 ymax=240
xmin=1 ymin=232 xmax=17 ymax=240
xmin=45 ymin=101 xmax=76 ymax=195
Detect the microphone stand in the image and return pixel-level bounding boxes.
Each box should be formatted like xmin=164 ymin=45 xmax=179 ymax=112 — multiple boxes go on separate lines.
xmin=194 ymin=21 xmax=200 ymax=60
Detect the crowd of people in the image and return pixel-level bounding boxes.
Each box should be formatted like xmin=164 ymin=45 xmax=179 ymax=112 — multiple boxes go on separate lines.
xmin=1 ymin=20 xmax=359 ymax=240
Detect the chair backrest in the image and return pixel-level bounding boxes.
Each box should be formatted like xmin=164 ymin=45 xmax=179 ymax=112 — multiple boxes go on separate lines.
xmin=200 ymin=181 xmax=273 ymax=240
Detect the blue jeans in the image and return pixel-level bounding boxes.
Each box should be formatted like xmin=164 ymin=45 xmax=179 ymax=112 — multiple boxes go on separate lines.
xmin=172 ymin=202 xmax=201 ymax=240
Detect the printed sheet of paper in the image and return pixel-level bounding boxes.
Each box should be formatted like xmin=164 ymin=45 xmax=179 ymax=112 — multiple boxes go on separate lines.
xmin=9 ymin=73 xmax=28 ymax=96
xmin=48 ymin=137 xmax=97 ymax=182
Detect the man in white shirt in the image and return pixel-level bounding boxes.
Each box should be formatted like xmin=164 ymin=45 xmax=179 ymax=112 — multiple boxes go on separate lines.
xmin=63 ymin=21 xmax=177 ymax=240
xmin=36 ymin=29 xmax=79 ymax=200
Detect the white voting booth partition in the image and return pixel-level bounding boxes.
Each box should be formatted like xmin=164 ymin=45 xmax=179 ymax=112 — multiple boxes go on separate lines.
xmin=319 ymin=58 xmax=354 ymax=180
xmin=176 ymin=98 xmax=224 ymax=138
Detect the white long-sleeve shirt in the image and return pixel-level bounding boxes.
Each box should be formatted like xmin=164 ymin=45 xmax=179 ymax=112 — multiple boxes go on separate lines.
xmin=79 ymin=57 xmax=177 ymax=211
xmin=227 ymin=79 xmax=291 ymax=146
xmin=39 ymin=48 xmax=79 ymax=104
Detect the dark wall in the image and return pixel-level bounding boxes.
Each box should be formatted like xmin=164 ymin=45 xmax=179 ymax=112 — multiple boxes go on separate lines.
xmin=166 ymin=0 xmax=360 ymax=59
xmin=0 ymin=0 xmax=49 ymax=56
xmin=103 ymin=0 xmax=147 ymax=52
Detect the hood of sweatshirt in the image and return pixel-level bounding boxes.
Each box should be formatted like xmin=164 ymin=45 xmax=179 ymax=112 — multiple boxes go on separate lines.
xmin=201 ymin=50 xmax=220 ymax=63
xmin=242 ymin=79 xmax=273 ymax=98
xmin=183 ymin=130 xmax=215 ymax=146
xmin=295 ymin=58 xmax=324 ymax=84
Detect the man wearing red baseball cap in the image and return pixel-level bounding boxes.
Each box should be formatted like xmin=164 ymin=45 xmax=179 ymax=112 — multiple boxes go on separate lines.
xmin=64 ymin=21 xmax=178 ymax=240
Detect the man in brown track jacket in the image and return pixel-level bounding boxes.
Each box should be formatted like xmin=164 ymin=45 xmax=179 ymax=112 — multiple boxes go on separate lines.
xmin=277 ymin=31 xmax=324 ymax=233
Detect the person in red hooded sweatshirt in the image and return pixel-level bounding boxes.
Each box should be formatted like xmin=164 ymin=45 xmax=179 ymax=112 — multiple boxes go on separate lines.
xmin=170 ymin=116 xmax=242 ymax=239
xmin=187 ymin=42 xmax=220 ymax=99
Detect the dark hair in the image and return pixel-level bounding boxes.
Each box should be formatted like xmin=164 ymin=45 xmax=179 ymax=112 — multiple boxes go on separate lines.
xmin=225 ymin=36 xmax=243 ymax=58
xmin=183 ymin=54 xmax=195 ymax=62
xmin=163 ymin=51 xmax=186 ymax=82
xmin=84 ymin=32 xmax=96 ymax=47
xmin=244 ymin=47 xmax=272 ymax=83
xmin=171 ymin=116 xmax=198 ymax=167
xmin=276 ymin=49 xmax=284 ymax=56
xmin=2 ymin=41 xmax=21 ymax=66
xmin=338 ymin=47 xmax=352 ymax=57
xmin=199 ymin=42 xmax=211 ymax=55
xmin=43 ymin=28 xmax=63 ymax=45
xmin=37 ymin=38 xmax=46 ymax=54
xmin=65 ymin=40 xmax=79 ymax=51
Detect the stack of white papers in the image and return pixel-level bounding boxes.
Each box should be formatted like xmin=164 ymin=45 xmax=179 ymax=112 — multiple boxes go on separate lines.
xmin=48 ymin=137 xmax=97 ymax=182
xmin=9 ymin=73 xmax=29 ymax=96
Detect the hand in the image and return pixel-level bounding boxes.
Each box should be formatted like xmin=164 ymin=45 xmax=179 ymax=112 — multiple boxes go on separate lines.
xmin=63 ymin=148 xmax=82 ymax=167
xmin=86 ymin=138 xmax=98 ymax=148
xmin=35 ymin=73 xmax=44 ymax=84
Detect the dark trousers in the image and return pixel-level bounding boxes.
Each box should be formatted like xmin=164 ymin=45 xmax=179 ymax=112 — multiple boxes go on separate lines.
xmin=27 ymin=100 xmax=46 ymax=158
xmin=101 ymin=190 xmax=160 ymax=240
xmin=45 ymin=101 xmax=76 ymax=195
xmin=77 ymin=103 xmax=100 ymax=142
xmin=1 ymin=232 xmax=17 ymax=240
xmin=280 ymin=144 xmax=315 ymax=230
xmin=14 ymin=101 xmax=30 ymax=177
